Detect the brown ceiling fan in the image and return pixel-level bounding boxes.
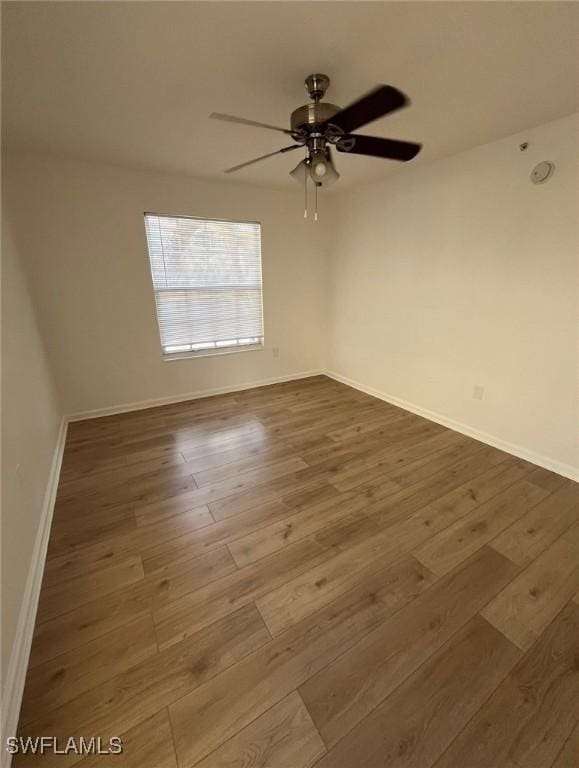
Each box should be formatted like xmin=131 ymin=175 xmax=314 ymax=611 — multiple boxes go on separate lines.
xmin=210 ymin=74 xmax=422 ymax=189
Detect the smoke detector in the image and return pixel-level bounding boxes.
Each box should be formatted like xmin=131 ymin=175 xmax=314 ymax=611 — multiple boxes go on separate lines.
xmin=530 ymin=161 xmax=555 ymax=185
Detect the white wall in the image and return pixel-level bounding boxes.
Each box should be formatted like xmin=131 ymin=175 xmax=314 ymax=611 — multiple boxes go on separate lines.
xmin=328 ymin=114 xmax=578 ymax=476
xmin=3 ymin=154 xmax=329 ymax=415
xmin=1 ymin=210 xmax=63 ymax=697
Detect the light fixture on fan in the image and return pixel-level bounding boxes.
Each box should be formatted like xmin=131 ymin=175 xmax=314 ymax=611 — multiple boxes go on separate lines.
xmin=310 ymin=151 xmax=327 ymax=180
xmin=308 ymin=149 xmax=339 ymax=186
xmin=290 ymin=147 xmax=339 ymax=219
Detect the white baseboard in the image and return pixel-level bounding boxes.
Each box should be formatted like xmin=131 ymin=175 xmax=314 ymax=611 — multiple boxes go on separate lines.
xmin=327 ymin=370 xmax=578 ymax=482
xmin=67 ymin=370 xmax=325 ymax=422
xmin=1 ymin=417 xmax=68 ymax=755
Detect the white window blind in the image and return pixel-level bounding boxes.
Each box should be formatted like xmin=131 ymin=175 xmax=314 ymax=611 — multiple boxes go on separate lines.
xmin=144 ymin=213 xmax=264 ymax=358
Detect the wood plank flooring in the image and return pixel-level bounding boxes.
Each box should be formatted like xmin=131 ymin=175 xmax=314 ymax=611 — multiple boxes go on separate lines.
xmin=16 ymin=375 xmax=579 ymax=767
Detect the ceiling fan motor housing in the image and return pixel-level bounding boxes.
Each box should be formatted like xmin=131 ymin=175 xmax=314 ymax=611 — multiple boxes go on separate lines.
xmin=290 ymin=102 xmax=340 ymax=132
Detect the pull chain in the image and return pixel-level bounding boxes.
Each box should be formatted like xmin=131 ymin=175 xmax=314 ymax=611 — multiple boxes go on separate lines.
xmin=304 ymin=173 xmax=308 ymax=218
xmin=314 ymin=182 xmax=318 ymax=221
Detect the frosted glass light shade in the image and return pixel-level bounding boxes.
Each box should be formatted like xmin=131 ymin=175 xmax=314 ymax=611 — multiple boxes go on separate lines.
xmin=290 ymin=159 xmax=309 ymax=183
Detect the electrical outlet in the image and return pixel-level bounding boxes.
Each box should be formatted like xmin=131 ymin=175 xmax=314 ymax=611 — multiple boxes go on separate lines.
xmin=272 ymin=347 xmax=280 ymax=358
xmin=472 ymin=385 xmax=485 ymax=400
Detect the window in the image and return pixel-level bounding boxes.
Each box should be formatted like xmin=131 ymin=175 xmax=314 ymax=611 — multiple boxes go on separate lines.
xmin=144 ymin=213 xmax=264 ymax=359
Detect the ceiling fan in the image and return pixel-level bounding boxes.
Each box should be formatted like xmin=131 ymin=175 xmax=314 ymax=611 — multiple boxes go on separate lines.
xmin=210 ymin=74 xmax=422 ymax=207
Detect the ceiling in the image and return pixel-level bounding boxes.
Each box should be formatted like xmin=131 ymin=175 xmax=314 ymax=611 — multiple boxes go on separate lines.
xmin=2 ymin=2 xmax=577 ymax=191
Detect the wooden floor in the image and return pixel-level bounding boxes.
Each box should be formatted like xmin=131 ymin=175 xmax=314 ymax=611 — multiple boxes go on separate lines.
xmin=17 ymin=375 xmax=579 ymax=768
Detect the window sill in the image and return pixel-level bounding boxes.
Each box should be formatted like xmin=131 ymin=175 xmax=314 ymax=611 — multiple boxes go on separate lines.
xmin=161 ymin=342 xmax=265 ymax=362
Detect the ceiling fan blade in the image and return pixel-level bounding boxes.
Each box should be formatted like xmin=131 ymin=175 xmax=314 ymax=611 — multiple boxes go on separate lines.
xmin=326 ymin=85 xmax=409 ymax=134
xmin=224 ymin=144 xmax=301 ymax=173
xmin=210 ymin=112 xmax=292 ymax=135
xmin=336 ymin=134 xmax=422 ymax=162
